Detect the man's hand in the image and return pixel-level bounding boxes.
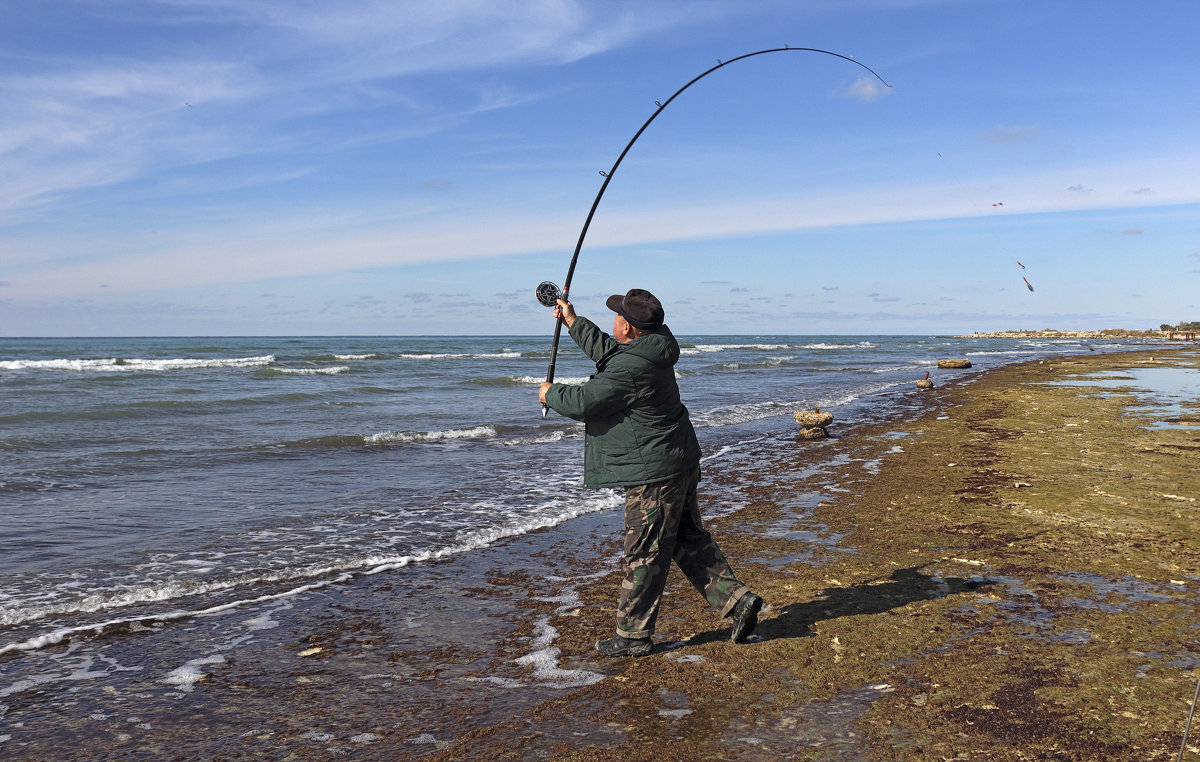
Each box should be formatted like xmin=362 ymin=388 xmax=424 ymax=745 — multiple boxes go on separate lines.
xmin=554 ymin=298 xmax=576 ymax=328
xmin=539 ymin=382 xmax=552 ymax=405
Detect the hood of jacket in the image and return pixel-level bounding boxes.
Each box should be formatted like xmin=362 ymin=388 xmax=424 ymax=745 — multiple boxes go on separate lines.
xmin=618 ymin=325 xmax=680 ymax=368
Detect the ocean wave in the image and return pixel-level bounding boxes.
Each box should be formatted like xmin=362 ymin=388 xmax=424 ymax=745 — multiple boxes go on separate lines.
xmin=398 ymin=351 xmax=522 ymax=360
xmin=800 ymin=341 xmax=877 ymax=350
xmin=693 ymin=385 xmax=888 ymax=428
xmin=465 ymin=375 xmax=589 ymax=387
xmin=364 ymin=425 xmax=499 ymax=445
xmin=869 ymin=362 xmax=934 ymax=374
xmin=714 ymin=357 xmax=796 ymax=370
xmin=0 ymin=355 xmax=276 ymax=372
xmin=499 ymin=429 xmax=578 ymax=446
xmin=264 ymin=366 xmax=350 ymax=376
xmin=679 ymin=343 xmax=792 ymax=355
xmin=223 ymin=425 xmax=508 ymax=455
xmin=0 ymin=491 xmax=621 ymax=656
xmin=517 ymin=375 xmax=588 ymax=385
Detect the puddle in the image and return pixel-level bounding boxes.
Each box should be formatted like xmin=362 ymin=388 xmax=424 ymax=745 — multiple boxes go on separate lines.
xmin=1041 ymin=367 xmax=1200 ymax=429
xmin=657 ymin=688 xmax=693 ymax=719
xmin=720 ymin=683 xmax=895 ymax=759
xmin=1052 ymin=571 xmax=1181 ymax=604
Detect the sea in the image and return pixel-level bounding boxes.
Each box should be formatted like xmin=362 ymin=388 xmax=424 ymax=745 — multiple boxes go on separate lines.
xmin=0 ymin=333 xmax=1139 ymax=747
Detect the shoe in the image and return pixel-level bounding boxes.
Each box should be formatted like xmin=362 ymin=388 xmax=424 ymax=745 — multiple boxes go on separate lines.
xmin=595 ymin=635 xmax=653 ymax=657
xmin=730 ymin=592 xmax=763 ymax=643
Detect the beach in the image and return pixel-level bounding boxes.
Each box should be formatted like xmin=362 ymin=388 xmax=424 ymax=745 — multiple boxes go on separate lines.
xmin=3 ymin=342 xmax=1199 ymax=759
xmin=419 ymin=345 xmax=1200 ymax=761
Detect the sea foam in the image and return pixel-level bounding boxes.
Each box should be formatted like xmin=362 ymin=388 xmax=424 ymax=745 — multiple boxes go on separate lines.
xmin=0 ymin=356 xmax=276 ymax=372
xmin=0 ymin=491 xmax=621 ymax=657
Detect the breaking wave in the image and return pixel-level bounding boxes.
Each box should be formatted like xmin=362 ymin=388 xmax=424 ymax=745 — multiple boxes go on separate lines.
xmin=0 ymin=356 xmax=276 ymax=372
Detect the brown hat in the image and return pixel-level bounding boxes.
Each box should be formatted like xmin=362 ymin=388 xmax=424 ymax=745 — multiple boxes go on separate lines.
xmin=606 ymin=288 xmax=664 ymax=330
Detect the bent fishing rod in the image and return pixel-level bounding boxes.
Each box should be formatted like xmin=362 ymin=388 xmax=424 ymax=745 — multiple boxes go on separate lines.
xmin=536 ymin=46 xmax=891 ymax=416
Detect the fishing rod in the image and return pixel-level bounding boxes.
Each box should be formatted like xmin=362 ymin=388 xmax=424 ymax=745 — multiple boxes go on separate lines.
xmin=536 ymin=46 xmax=891 ymax=416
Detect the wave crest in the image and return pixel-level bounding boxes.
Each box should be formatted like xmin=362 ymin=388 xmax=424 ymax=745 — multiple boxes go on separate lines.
xmin=1 ymin=356 xmax=276 ymax=372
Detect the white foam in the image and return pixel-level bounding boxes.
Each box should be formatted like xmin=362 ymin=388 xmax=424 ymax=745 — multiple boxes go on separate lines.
xmin=511 ymin=616 xmax=604 ymax=689
xmin=364 ymin=425 xmax=498 ymax=445
xmin=334 ymin=354 xmax=377 ymax=360
xmin=0 ymin=572 xmax=354 ymax=655
xmin=500 ymin=430 xmax=571 ymax=446
xmin=800 ymin=341 xmax=876 ymax=350
xmin=406 ymin=734 xmax=447 ymax=748
xmin=0 ymin=493 xmax=621 ymax=656
xmin=467 ymin=675 xmax=527 ymax=688
xmin=161 ymin=655 xmax=225 ymax=691
xmin=243 ymin=612 xmax=279 ymax=631
xmin=0 ymin=356 xmax=275 ymax=372
xmin=302 ymin=730 xmax=335 ymax=742
xmin=680 ymin=343 xmax=792 ymax=355
xmin=398 ymin=351 xmax=521 ymax=360
xmin=513 ymin=375 xmax=588 ymax=385
xmin=274 ymin=366 xmax=349 ymax=375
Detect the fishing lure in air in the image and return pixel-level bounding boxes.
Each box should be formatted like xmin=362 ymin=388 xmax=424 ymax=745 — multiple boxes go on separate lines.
xmin=535 ymin=47 xmax=892 ymax=416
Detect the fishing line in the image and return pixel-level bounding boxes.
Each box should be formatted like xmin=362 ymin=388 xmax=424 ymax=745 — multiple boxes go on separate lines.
xmin=1178 ymin=670 xmax=1200 ymax=762
xmin=536 ymin=46 xmax=891 ymax=416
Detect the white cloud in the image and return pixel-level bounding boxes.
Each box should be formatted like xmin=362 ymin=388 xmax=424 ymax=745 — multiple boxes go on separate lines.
xmin=0 ymin=1 xmax=705 ymax=219
xmin=6 ymin=148 xmax=1200 ymax=302
xmin=843 ymin=76 xmax=892 ymax=103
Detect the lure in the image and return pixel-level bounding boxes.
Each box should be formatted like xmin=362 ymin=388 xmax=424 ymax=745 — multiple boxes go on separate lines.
xmin=538 ymin=47 xmax=892 ymax=415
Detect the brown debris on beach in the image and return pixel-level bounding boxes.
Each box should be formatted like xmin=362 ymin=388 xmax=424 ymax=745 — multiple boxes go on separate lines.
xmin=426 ymin=346 xmax=1200 ymax=760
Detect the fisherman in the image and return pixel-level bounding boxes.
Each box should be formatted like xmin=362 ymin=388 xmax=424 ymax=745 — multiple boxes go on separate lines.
xmin=539 ymin=288 xmax=763 ymax=657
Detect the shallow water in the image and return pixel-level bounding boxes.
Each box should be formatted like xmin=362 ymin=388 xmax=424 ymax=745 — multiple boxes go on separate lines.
xmin=1039 ymin=366 xmax=1200 ymax=429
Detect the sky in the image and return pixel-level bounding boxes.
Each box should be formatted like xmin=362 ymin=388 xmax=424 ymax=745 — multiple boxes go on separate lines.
xmin=2 ymin=0 xmax=1199 ymax=337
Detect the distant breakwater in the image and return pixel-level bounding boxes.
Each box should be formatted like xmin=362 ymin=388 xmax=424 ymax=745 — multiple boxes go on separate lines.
xmin=959 ymin=328 xmax=1190 ymax=340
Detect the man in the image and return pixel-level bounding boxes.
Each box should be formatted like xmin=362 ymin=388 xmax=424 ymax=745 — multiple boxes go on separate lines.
xmin=539 ymin=288 xmax=763 ymax=657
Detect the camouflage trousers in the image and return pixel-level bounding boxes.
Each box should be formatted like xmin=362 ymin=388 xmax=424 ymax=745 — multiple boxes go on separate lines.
xmin=616 ymin=466 xmax=749 ymax=639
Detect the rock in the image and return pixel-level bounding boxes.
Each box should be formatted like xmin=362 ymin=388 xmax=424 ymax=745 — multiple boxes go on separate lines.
xmin=797 ymin=426 xmax=827 ymax=440
xmin=794 ymin=409 xmax=834 ymax=428
xmin=916 ymin=371 xmax=933 ymax=389
xmin=937 ymin=358 xmax=972 ymax=369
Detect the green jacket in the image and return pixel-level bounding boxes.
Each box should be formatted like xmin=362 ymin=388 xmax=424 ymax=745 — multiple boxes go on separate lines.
xmin=545 ymin=316 xmax=701 ymax=489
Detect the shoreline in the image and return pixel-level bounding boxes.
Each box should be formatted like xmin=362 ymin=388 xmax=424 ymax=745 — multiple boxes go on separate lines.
xmin=3 ymin=346 xmax=1199 ymax=759
xmin=957 ymin=329 xmax=1196 ymax=340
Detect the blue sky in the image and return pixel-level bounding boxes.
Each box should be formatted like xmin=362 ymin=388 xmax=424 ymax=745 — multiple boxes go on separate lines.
xmin=2 ymin=0 xmax=1198 ymax=336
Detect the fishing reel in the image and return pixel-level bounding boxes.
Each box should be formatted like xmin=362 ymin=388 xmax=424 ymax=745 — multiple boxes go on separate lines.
xmin=535 ymin=281 xmax=562 ymax=308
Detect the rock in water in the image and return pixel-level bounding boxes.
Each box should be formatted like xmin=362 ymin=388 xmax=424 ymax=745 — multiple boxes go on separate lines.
xmin=937 ymin=358 xmax=972 ymax=369
xmin=794 ymin=409 xmax=834 ymax=428
xmin=797 ymin=426 xmax=828 ymax=440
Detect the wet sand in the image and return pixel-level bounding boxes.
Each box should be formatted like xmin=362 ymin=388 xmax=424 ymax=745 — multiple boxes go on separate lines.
xmin=3 ymin=345 xmax=1199 ymax=760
